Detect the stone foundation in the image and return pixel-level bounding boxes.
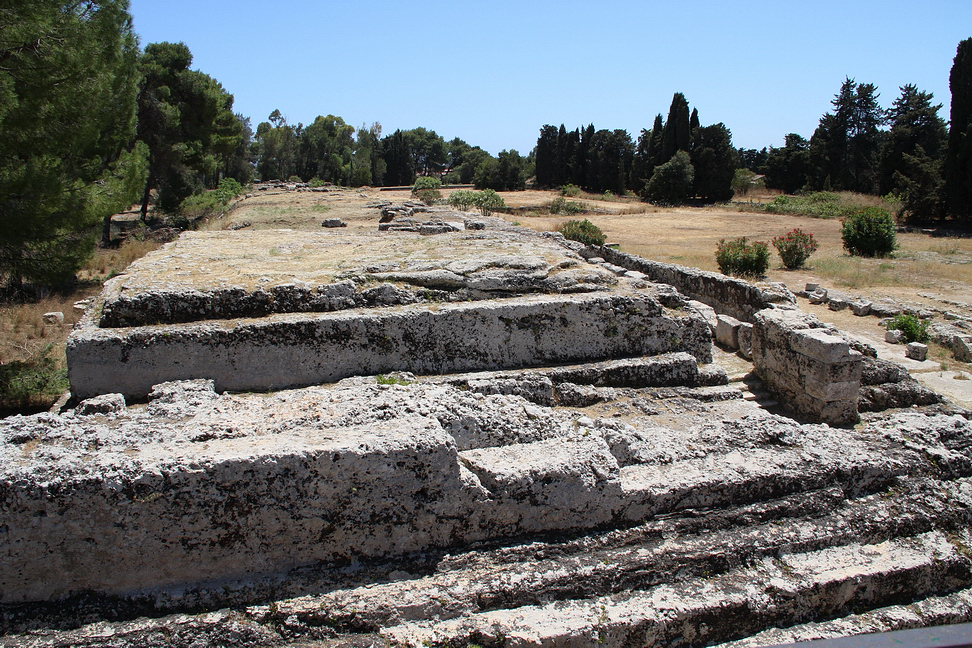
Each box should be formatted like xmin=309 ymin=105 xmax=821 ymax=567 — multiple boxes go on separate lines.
xmin=67 ymin=291 xmax=710 ymax=400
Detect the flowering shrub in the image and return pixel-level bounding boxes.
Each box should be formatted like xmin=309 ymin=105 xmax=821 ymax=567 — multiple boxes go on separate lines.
xmin=715 ymin=237 xmax=770 ymax=278
xmin=772 ymin=228 xmax=819 ymax=269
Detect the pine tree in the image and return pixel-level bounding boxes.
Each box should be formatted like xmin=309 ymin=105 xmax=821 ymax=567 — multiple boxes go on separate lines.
xmin=809 ymin=78 xmax=885 ymax=193
xmin=0 ymin=0 xmax=146 ymax=286
xmin=137 ymin=42 xmax=241 ymax=215
xmin=765 ymin=135 xmax=812 ymax=194
xmin=945 ymin=38 xmax=972 ymax=219
xmin=879 ymin=85 xmax=946 ymax=196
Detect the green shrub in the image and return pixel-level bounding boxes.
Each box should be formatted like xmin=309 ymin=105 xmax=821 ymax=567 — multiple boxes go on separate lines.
xmin=561 ymin=183 xmax=582 ymax=197
xmin=841 ymin=206 xmax=897 ymax=257
xmin=549 ymin=196 xmax=585 ymax=215
xmin=473 ymin=189 xmax=505 ymax=217
xmin=716 ymin=237 xmax=770 ymax=278
xmin=412 ymin=176 xmax=442 ymax=204
xmin=642 ymin=151 xmax=694 ymax=204
xmin=287 ymin=175 xmax=302 ymax=183
xmin=448 ymin=189 xmax=477 ymax=211
xmin=886 ymin=313 xmax=929 ymax=343
xmin=772 ymin=228 xmax=819 ymax=269
xmin=213 ymin=177 xmax=243 ymax=204
xmin=557 ymin=219 xmax=606 ymax=246
xmin=0 ymin=344 xmax=68 ymax=413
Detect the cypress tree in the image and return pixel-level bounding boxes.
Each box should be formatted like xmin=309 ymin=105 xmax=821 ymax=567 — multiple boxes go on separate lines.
xmin=534 ymin=125 xmax=559 ymax=188
xmin=647 ymin=114 xmax=665 ymax=168
xmin=661 ymin=93 xmax=691 ymax=163
xmin=945 ymin=38 xmax=972 ymax=219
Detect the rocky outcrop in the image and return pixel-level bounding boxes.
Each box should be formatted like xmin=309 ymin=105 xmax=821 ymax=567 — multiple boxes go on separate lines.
xmin=2 ymin=377 xmax=970 ymax=645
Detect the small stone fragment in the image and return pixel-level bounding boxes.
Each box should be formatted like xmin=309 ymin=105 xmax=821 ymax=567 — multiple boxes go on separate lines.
xmin=906 ymin=342 xmax=929 ymax=361
xmin=76 ymin=393 xmax=126 ymax=415
xmin=885 ymin=329 xmax=906 ymax=344
xmin=322 ymin=218 xmax=347 ymax=228
xmin=42 ymin=311 xmax=64 ymax=325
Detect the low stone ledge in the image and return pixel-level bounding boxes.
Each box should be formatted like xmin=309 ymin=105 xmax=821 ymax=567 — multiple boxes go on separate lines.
xmin=67 ymin=291 xmax=711 ymax=400
xmin=596 ymin=246 xmax=796 ymax=321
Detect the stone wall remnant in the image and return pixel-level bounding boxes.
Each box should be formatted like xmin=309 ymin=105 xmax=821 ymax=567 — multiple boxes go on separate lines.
xmin=751 ymin=308 xmax=863 ymax=426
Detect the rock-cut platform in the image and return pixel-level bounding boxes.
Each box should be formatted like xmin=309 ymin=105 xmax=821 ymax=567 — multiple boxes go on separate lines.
xmin=67 ymin=228 xmax=711 ymax=399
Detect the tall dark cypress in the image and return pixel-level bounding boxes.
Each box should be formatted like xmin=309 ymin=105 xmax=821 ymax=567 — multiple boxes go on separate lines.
xmin=534 ymin=125 xmax=559 ymax=188
xmin=661 ymin=93 xmax=691 ymax=163
xmin=945 ymin=38 xmax=972 ymax=219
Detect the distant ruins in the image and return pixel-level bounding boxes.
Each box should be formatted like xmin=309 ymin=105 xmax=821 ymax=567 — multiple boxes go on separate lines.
xmin=1 ymin=210 xmax=970 ymax=647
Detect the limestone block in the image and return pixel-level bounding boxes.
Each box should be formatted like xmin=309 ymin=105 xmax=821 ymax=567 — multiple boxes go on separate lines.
xmin=737 ymin=323 xmax=753 ymax=359
xmin=805 ymin=376 xmax=860 ymax=402
xmin=789 ymin=329 xmax=851 ymax=363
xmin=459 ymin=436 xmax=622 ymax=529
xmin=321 ymin=218 xmax=347 ymax=228
xmin=906 ymin=342 xmax=929 ymax=361
xmin=76 ymin=393 xmax=126 ymax=415
xmin=42 ymin=311 xmax=64 ymax=325
xmin=687 ymin=300 xmax=718 ymax=334
xmin=850 ymin=301 xmax=872 ymax=316
xmin=716 ymin=314 xmax=742 ymax=350
xmin=886 ymin=330 xmax=906 ymax=344
xmin=68 ymin=292 xmax=712 ymax=400
xmin=828 ymin=297 xmax=849 ymax=311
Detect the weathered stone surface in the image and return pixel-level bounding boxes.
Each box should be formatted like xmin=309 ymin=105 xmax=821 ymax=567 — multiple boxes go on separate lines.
xmin=75 ymin=393 xmax=126 ymax=415
xmin=907 ymin=342 xmax=929 ymax=361
xmin=751 ymin=309 xmax=862 ymax=425
xmin=596 ymin=247 xmax=796 ymax=322
xmin=716 ymin=314 xmax=742 ymax=349
xmin=737 ymin=322 xmax=753 ymax=359
xmin=1 ymin=379 xmax=969 ymax=643
xmin=94 ymin=230 xmax=626 ymax=327
xmin=886 ymin=329 xmax=906 ymax=344
xmin=42 ymin=311 xmax=64 ymax=325
xmin=321 ymin=218 xmax=346 ymax=228
xmin=68 ymin=291 xmax=711 ymax=400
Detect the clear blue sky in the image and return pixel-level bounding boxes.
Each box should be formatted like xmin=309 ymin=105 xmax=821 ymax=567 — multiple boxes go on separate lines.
xmin=128 ymin=0 xmax=971 ymax=156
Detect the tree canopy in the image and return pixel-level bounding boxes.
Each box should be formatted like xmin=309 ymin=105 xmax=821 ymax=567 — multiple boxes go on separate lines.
xmin=0 ymin=0 xmax=146 ymax=286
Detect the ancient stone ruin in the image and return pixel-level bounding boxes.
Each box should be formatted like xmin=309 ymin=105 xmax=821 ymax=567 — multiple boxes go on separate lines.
xmin=2 ymin=213 xmax=971 ymax=647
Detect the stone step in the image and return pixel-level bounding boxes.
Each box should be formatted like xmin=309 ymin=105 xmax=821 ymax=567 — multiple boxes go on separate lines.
xmin=713 ymin=587 xmax=972 ymax=647
xmin=247 ymin=476 xmax=972 ymax=635
xmin=381 ymin=529 xmax=972 ymax=647
xmin=68 ymin=290 xmax=712 ymax=400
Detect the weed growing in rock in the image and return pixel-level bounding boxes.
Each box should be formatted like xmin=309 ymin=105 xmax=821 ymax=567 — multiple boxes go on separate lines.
xmin=772 ymin=229 xmax=819 ymax=269
xmin=376 ymin=374 xmax=414 ymax=386
xmin=558 ymin=219 xmax=606 ymax=246
xmin=716 ymin=237 xmax=770 ymax=278
xmin=886 ymin=313 xmax=929 ymax=343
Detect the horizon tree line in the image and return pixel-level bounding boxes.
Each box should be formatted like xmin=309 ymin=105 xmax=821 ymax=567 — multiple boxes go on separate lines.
xmin=1 ymin=0 xmax=970 ymax=291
